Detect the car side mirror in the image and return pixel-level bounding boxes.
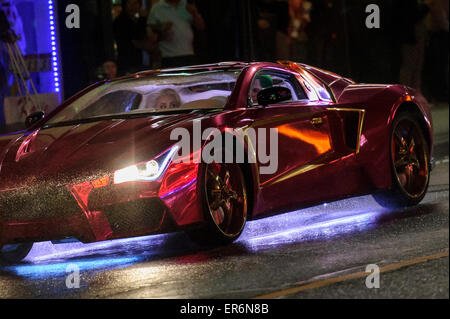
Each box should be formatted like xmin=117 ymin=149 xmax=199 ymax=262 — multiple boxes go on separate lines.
xmin=25 ymin=111 xmax=45 ymax=128
xmin=257 ymin=87 xmax=292 ymax=107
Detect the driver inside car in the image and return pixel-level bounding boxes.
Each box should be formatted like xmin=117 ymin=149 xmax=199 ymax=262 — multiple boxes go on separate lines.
xmin=251 ymin=74 xmax=273 ymax=105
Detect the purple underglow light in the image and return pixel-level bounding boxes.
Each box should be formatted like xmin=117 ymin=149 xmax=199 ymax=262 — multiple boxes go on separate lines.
xmin=21 ymin=195 xmax=389 ymax=265
xmin=48 ymin=0 xmax=60 ymax=94
xmin=24 ymin=232 xmax=172 ymax=263
xmin=237 ymin=195 xmax=389 ymax=251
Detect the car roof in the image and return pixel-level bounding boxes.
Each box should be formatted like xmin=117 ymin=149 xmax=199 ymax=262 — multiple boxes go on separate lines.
xmin=109 ymin=61 xmax=287 ymax=84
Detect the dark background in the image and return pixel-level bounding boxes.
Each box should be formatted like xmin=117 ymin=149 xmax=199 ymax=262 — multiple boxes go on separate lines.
xmin=56 ymin=0 xmax=448 ymax=104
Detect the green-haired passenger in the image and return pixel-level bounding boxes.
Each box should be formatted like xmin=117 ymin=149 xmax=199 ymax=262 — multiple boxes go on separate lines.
xmin=251 ymin=74 xmax=273 ymax=104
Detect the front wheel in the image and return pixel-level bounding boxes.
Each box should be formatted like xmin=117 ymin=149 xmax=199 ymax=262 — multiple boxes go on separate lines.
xmin=373 ymin=112 xmax=430 ymax=208
xmin=188 ymin=161 xmax=248 ymax=246
xmin=0 ymin=243 xmax=33 ymax=265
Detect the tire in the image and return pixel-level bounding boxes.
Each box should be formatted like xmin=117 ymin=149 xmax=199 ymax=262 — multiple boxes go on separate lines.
xmin=373 ymin=112 xmax=430 ymax=208
xmin=0 ymin=243 xmax=33 ymax=265
xmin=188 ymin=159 xmax=248 ymax=247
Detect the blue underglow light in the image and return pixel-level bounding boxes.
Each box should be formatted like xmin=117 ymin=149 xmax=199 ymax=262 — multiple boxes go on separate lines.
xmin=2 ymin=257 xmax=140 ymax=279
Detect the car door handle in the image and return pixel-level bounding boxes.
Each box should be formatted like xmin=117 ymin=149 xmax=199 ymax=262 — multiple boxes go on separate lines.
xmin=310 ymin=117 xmax=324 ymax=126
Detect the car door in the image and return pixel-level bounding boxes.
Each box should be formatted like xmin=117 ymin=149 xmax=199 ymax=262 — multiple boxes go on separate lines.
xmin=244 ymin=69 xmax=344 ymax=215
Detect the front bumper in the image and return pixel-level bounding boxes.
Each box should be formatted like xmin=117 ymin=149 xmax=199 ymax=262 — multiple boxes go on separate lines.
xmin=0 ymin=179 xmax=197 ymax=248
xmin=0 ymin=160 xmax=203 ymax=247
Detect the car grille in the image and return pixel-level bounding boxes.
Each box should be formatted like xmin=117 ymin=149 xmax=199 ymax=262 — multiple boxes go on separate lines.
xmin=0 ymin=185 xmax=81 ymax=222
xmin=103 ymin=198 xmax=167 ymax=234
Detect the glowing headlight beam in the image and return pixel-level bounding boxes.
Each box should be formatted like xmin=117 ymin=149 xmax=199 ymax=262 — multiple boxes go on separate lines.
xmin=114 ymin=145 xmax=179 ymax=184
xmin=114 ymin=165 xmax=140 ymax=185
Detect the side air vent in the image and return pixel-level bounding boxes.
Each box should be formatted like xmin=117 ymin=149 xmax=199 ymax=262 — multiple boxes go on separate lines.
xmin=342 ymin=112 xmax=360 ymax=150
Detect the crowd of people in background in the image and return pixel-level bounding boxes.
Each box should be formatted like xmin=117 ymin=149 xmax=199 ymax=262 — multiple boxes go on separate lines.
xmin=99 ymin=0 xmax=448 ymax=103
xmin=0 ymin=0 xmax=447 ymax=133
xmin=102 ymin=0 xmax=205 ymax=79
xmin=255 ymin=0 xmax=448 ymax=103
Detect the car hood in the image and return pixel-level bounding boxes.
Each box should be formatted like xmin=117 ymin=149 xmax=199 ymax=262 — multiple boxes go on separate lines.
xmin=0 ymin=112 xmax=212 ymax=189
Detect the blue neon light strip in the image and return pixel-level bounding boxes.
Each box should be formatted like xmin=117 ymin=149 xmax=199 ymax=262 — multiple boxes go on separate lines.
xmin=48 ymin=0 xmax=60 ymax=93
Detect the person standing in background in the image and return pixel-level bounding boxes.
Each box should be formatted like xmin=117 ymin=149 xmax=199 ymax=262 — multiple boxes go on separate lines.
xmin=102 ymin=60 xmax=118 ymax=80
xmin=274 ymin=0 xmax=290 ymax=60
xmin=91 ymin=59 xmax=119 ymax=83
xmin=307 ymin=0 xmax=343 ymax=71
xmin=112 ymin=2 xmax=123 ymax=20
xmin=255 ymin=0 xmax=290 ymax=61
xmin=255 ymin=0 xmax=277 ymax=61
xmin=148 ymin=0 xmax=205 ymax=68
xmin=288 ymin=0 xmax=311 ymax=63
xmin=113 ymin=0 xmax=157 ymax=74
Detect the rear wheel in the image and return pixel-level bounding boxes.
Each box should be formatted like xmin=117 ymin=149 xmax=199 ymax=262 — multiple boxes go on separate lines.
xmin=0 ymin=243 xmax=33 ymax=265
xmin=373 ymin=112 xmax=430 ymax=208
xmin=188 ymin=161 xmax=248 ymax=246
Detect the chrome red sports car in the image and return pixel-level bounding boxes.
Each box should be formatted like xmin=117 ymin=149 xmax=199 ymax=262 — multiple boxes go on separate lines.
xmin=0 ymin=61 xmax=433 ymax=264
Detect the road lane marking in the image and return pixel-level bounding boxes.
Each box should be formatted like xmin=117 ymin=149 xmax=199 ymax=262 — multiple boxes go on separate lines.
xmin=252 ymin=250 xmax=449 ymax=299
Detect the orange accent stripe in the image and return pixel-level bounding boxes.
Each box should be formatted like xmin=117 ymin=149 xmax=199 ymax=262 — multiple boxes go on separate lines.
xmin=278 ymin=125 xmax=331 ymax=154
xmin=252 ymin=250 xmax=449 ymax=299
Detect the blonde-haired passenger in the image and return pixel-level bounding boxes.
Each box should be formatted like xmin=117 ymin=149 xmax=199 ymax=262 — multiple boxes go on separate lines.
xmin=155 ymin=88 xmax=181 ymax=109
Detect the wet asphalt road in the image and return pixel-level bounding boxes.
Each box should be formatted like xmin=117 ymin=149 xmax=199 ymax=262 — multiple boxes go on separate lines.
xmin=0 ymin=107 xmax=448 ymax=299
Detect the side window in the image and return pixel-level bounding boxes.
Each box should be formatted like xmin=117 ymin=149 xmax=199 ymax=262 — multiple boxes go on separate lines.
xmin=249 ymin=70 xmax=307 ymax=106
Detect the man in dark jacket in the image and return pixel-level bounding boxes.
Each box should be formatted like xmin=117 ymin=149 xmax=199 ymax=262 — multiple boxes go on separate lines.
xmin=113 ymin=0 xmax=149 ymax=74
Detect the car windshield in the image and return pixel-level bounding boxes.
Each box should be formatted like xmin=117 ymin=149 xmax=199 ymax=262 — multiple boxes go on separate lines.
xmin=46 ymin=70 xmax=242 ymax=125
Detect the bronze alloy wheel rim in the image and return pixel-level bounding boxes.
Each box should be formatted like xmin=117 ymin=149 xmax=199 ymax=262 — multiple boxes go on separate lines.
xmin=204 ymin=162 xmax=247 ymax=237
xmin=391 ymin=118 xmax=429 ymax=198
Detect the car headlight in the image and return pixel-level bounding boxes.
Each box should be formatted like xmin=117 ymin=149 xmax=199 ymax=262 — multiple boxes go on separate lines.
xmin=114 ymin=145 xmax=179 ymax=184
